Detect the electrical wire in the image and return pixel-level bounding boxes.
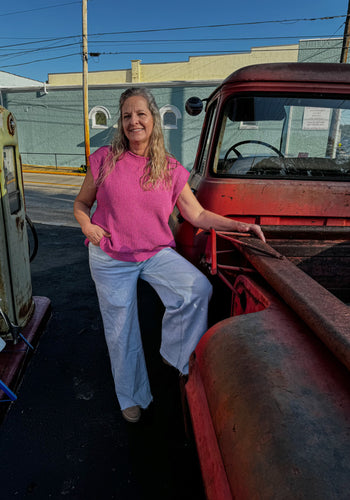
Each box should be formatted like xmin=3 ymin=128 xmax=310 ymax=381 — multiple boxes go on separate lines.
xmin=0 ymin=13 xmax=347 ymax=42
xmin=91 ymin=45 xmax=344 ymax=56
xmin=0 ymin=35 xmax=81 ymax=50
xmin=0 ymin=1 xmax=80 ymax=17
xmin=0 ymin=13 xmax=346 ymax=70
xmin=299 ymin=19 xmax=346 ymax=62
xmin=2 ymin=52 xmax=80 ymax=69
xmin=87 ymin=34 xmax=342 ymax=45
xmin=88 ymin=14 xmax=347 ymax=36
xmin=0 ymin=35 xmax=342 ymax=59
xmin=0 ymin=42 xmax=81 ymax=60
xmin=0 ymin=34 xmax=342 ymax=56
xmin=1 ymin=41 xmax=345 ymax=70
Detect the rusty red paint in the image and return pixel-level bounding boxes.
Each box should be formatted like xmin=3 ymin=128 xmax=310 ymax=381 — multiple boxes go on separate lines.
xmin=206 ymin=229 xmax=350 ymax=372
xmin=186 ymin=354 xmax=233 ymax=500
xmin=187 ymin=280 xmax=350 ymax=499
xmin=177 ymin=62 xmax=350 ymax=498
xmin=186 ymin=231 xmax=350 ymax=497
xmin=195 ymin=179 xmax=350 ymax=223
xmin=219 ymin=62 xmax=350 ymax=89
xmin=234 ymin=240 xmax=350 ymax=372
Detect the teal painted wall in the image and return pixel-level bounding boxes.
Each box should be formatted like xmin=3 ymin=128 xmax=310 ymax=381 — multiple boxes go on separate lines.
xmin=298 ymin=38 xmax=343 ymax=63
xmin=5 ymin=88 xmax=86 ymax=168
xmin=4 ymin=39 xmax=346 ymax=171
xmin=5 ymin=85 xmax=215 ymax=171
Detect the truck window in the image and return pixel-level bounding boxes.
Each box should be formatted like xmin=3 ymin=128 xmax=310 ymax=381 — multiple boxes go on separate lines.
xmin=213 ymin=95 xmax=350 ymax=180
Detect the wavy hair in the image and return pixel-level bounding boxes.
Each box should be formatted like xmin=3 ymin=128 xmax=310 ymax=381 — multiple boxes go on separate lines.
xmin=96 ymin=87 xmax=173 ymax=189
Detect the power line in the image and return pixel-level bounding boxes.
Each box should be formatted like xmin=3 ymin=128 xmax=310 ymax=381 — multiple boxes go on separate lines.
xmin=88 ymin=14 xmax=347 ymax=37
xmin=2 ymin=53 xmax=80 ymax=69
xmin=92 ymin=45 xmax=342 ymax=57
xmin=88 ymin=35 xmax=342 ymax=45
xmin=0 ymin=12 xmax=347 ymax=40
xmin=0 ymin=13 xmax=346 ymax=71
xmin=0 ymin=13 xmax=346 ymax=51
xmin=0 ymin=34 xmax=343 ymax=54
xmin=1 ymin=40 xmax=344 ymax=71
xmin=0 ymin=34 xmax=342 ymax=56
xmin=294 ymin=13 xmax=346 ymax=63
xmin=0 ymin=42 xmax=81 ymax=60
xmin=0 ymin=1 xmax=80 ymax=17
xmin=0 ymin=35 xmax=80 ymax=50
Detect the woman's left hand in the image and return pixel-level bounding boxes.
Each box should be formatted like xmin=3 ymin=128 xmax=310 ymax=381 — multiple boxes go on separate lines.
xmin=234 ymin=221 xmax=266 ymax=242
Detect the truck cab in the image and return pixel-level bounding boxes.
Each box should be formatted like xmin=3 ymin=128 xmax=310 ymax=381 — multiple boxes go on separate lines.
xmin=173 ymin=63 xmax=350 ymax=499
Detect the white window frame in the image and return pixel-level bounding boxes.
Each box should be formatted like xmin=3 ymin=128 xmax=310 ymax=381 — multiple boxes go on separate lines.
xmin=160 ymin=105 xmax=182 ymax=130
xmin=240 ymin=121 xmax=259 ymax=130
xmin=89 ymin=106 xmax=111 ymax=129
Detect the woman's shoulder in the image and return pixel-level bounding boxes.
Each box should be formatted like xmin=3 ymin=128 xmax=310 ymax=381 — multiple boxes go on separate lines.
xmin=167 ymin=155 xmax=184 ymax=169
xmin=90 ymin=146 xmax=111 ymax=164
xmin=167 ymin=156 xmax=189 ymax=175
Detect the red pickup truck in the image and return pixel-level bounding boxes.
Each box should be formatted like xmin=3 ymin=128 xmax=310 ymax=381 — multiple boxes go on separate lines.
xmin=172 ymin=63 xmax=350 ymax=500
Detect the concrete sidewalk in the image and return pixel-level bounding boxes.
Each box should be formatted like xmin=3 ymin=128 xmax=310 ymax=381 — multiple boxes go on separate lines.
xmin=0 ymin=224 xmax=205 ymax=500
xmin=22 ymin=164 xmax=86 ymax=176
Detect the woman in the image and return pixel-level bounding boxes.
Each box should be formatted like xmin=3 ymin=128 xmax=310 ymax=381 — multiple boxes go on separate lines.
xmin=74 ymin=87 xmax=265 ymax=423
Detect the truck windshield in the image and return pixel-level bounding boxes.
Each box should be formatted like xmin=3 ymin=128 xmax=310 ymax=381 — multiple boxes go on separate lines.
xmin=214 ymin=95 xmax=350 ymax=180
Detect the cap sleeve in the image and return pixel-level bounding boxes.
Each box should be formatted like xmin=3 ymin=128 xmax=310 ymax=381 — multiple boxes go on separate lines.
xmin=89 ymin=146 xmax=110 ymax=184
xmin=169 ymin=158 xmax=190 ymax=204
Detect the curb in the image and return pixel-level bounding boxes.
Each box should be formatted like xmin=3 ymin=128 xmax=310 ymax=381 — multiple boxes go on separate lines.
xmin=23 ymin=166 xmax=85 ymax=176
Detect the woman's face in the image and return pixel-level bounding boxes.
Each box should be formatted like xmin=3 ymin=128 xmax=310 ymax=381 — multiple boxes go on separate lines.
xmin=121 ymin=96 xmax=154 ymax=154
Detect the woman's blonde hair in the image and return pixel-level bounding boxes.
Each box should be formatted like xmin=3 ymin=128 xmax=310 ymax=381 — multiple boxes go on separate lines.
xmin=96 ymin=87 xmax=173 ymax=189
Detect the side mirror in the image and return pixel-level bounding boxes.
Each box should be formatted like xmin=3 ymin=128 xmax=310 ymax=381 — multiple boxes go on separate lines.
xmin=185 ymin=97 xmax=203 ymax=116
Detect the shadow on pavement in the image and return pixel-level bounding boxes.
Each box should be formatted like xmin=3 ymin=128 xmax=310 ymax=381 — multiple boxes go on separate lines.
xmin=0 ymin=224 xmax=205 ymax=500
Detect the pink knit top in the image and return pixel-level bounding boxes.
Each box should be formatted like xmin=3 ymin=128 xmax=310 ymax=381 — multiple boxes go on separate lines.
xmin=87 ymin=146 xmax=189 ymax=262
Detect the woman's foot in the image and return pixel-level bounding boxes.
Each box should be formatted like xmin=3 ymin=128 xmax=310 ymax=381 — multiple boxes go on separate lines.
xmin=122 ymin=405 xmax=141 ymax=423
xmin=161 ymin=356 xmax=172 ymax=367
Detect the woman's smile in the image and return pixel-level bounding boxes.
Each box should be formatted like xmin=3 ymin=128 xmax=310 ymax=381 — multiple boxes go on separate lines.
xmin=122 ymin=96 xmax=154 ymax=155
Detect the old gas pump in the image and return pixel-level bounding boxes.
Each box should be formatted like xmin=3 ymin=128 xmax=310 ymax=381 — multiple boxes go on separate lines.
xmin=0 ymin=106 xmax=50 ymax=405
xmin=0 ymin=108 xmax=34 ymax=333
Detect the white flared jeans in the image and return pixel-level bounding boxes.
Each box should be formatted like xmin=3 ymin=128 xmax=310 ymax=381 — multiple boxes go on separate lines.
xmin=88 ymin=245 xmax=212 ymax=410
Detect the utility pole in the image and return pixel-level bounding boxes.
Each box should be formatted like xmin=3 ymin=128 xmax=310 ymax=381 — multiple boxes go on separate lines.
xmin=326 ymin=1 xmax=350 ymax=157
xmin=340 ymin=0 xmax=350 ymax=63
xmin=82 ymin=0 xmax=90 ymax=169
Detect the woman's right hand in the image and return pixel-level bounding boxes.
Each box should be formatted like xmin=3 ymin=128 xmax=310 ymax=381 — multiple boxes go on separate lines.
xmin=83 ymin=223 xmax=111 ymax=246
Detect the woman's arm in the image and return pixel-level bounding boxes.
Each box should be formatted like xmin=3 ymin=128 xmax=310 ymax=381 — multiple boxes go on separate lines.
xmin=73 ymin=168 xmax=110 ymax=245
xmin=176 ymin=183 xmax=266 ymax=242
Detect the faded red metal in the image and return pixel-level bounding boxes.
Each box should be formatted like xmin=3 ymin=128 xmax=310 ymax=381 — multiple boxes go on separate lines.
xmin=187 ymin=276 xmax=350 ymax=499
xmin=209 ymin=230 xmax=350 ymax=372
xmin=186 ymin=354 xmax=233 ymax=500
xmin=176 ymin=63 xmax=350 ymax=499
xmin=199 ymin=178 xmax=350 ymax=220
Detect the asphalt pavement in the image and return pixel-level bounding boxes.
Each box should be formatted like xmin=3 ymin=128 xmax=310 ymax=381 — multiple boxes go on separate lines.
xmin=0 ymin=222 xmax=205 ymax=499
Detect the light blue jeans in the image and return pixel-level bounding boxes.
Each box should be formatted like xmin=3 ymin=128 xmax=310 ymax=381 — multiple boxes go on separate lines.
xmin=88 ymin=245 xmax=212 ymax=410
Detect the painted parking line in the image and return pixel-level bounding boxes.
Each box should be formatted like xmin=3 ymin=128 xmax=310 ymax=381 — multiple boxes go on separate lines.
xmin=24 ymin=180 xmax=80 ymax=188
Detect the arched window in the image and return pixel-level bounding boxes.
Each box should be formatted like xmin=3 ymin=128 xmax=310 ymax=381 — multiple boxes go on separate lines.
xmin=159 ymin=105 xmax=182 ymax=130
xmin=89 ymin=106 xmax=111 ymax=129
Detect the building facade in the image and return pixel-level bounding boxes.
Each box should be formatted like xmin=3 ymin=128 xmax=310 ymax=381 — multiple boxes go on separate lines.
xmin=0 ymin=39 xmax=344 ymax=171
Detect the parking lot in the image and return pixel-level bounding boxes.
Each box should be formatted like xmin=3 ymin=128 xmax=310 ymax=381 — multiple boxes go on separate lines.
xmin=0 ymin=178 xmax=205 ymax=499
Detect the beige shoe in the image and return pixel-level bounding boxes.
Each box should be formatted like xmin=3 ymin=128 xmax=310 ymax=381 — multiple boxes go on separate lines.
xmin=122 ymin=405 xmax=141 ymax=423
xmin=161 ymin=356 xmax=172 ymax=367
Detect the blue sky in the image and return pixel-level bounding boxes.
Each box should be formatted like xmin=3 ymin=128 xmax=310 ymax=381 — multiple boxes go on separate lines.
xmin=0 ymin=0 xmax=349 ymax=82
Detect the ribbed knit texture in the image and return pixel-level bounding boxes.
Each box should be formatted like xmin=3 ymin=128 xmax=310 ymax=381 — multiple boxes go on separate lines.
xmin=87 ymin=146 xmax=189 ymax=262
